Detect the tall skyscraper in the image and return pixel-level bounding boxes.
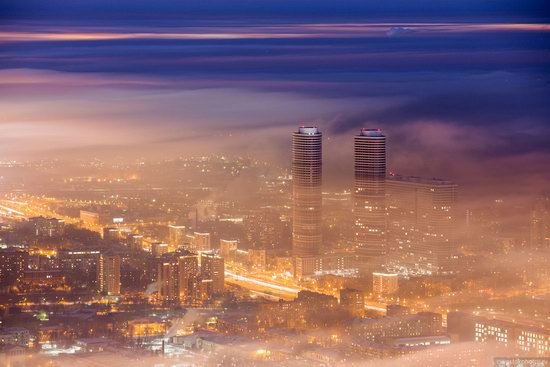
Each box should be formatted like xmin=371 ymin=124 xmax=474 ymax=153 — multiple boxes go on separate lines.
xmin=292 ymin=126 xmax=322 ymax=257
xmin=97 ymin=253 xmax=121 ymax=295
xmin=386 ymin=175 xmax=458 ymax=274
xmin=354 ymin=129 xmax=387 ymax=258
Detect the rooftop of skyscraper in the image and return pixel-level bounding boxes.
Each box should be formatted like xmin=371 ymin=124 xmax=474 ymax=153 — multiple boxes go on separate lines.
xmin=297 ymin=126 xmax=320 ymax=135
xmin=359 ymin=128 xmax=384 ymax=137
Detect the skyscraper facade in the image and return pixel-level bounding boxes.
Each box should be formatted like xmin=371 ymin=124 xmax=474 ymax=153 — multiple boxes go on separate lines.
xmin=354 ymin=129 xmax=387 ymax=258
xmin=292 ymin=126 xmax=323 ymax=257
xmin=386 ymin=175 xmax=458 ymax=274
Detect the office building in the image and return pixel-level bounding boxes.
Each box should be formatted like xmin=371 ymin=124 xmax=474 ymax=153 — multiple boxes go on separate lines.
xmin=97 ymin=254 xmax=121 ymax=295
xmin=354 ymin=129 xmax=387 ymax=258
xmin=178 ymin=254 xmax=199 ymax=303
xmin=193 ymin=232 xmax=212 ymax=252
xmin=340 ymin=288 xmax=365 ymax=317
xmin=373 ymin=272 xmax=398 ymax=297
xmin=244 ymin=208 xmax=287 ymax=251
xmin=220 ymin=239 xmax=238 ymax=262
xmin=292 ymin=126 xmax=323 ymax=258
xmin=201 ymin=252 xmax=225 ymax=294
xmin=294 ymin=253 xmax=358 ymax=279
xmin=80 ymin=210 xmax=113 ymax=226
xmin=197 ymin=279 xmax=214 ymax=304
xmin=448 ymin=312 xmax=550 ymax=356
xmin=158 ymin=256 xmax=179 ymax=302
xmin=386 ymin=304 xmax=411 ymax=317
xmin=152 ymin=242 xmax=170 ymax=257
xmin=168 ymin=225 xmax=187 ymax=252
xmin=58 ymin=249 xmax=100 ymax=271
xmin=248 ymin=248 xmax=267 ymax=271
xmin=28 ymin=216 xmax=65 ymax=237
xmin=353 ymin=312 xmax=443 ymax=342
xmin=386 ymin=175 xmax=458 ymax=274
xmin=0 ymin=249 xmax=28 ymax=288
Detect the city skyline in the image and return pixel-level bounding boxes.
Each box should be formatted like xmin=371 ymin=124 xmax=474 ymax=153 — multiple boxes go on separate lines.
xmin=0 ymin=130 xmax=547 ymax=365
xmin=1 ymin=1 xmax=549 ymax=203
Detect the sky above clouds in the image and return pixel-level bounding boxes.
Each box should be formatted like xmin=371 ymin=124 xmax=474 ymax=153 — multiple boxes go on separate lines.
xmin=0 ymin=0 xmax=549 ymax=198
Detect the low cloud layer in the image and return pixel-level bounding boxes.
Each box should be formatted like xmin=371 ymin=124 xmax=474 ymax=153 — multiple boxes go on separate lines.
xmin=0 ymin=11 xmax=548 ymax=201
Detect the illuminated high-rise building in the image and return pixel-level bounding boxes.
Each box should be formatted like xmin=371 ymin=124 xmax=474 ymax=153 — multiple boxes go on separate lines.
xmin=0 ymin=249 xmax=28 ymax=289
xmin=354 ymin=129 xmax=387 ymax=258
xmin=200 ymin=252 xmax=225 ymax=294
xmin=292 ymin=126 xmax=322 ymax=257
xmin=386 ymin=175 xmax=458 ymax=274
xmin=178 ymin=254 xmax=199 ymax=303
xmin=158 ymin=257 xmax=179 ymax=302
xmin=220 ymin=239 xmax=238 ymax=262
xmin=193 ymin=232 xmax=211 ymax=252
xmin=97 ymin=254 xmax=121 ymax=295
xmin=340 ymin=288 xmax=365 ymax=317
xmin=372 ymin=272 xmax=398 ymax=296
xmin=168 ymin=225 xmax=187 ymax=251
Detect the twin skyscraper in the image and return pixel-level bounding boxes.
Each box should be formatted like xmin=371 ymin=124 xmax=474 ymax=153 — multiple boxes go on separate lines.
xmin=292 ymin=126 xmax=387 ymax=260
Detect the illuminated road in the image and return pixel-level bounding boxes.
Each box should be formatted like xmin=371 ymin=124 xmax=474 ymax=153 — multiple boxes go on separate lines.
xmin=1 ymin=194 xmax=387 ymax=313
xmin=0 ymin=203 xmax=27 ymax=220
xmin=225 ymin=270 xmax=299 ymax=300
xmin=225 ymin=270 xmax=387 ymax=312
xmin=0 ymin=197 xmax=103 ymax=234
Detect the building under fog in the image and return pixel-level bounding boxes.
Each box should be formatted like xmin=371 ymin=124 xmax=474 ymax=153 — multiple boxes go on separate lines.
xmin=178 ymin=254 xmax=199 ymax=303
xmin=529 ymin=199 xmax=549 ymax=250
xmin=386 ymin=175 xmax=458 ymax=275
xmin=158 ymin=256 xmax=180 ymax=302
xmin=292 ymin=126 xmax=323 ymax=257
xmin=97 ymin=253 xmax=121 ymax=295
xmin=372 ymin=272 xmax=399 ymax=297
xmin=201 ymin=252 xmax=225 ymax=294
xmin=354 ymin=129 xmax=387 ymax=259
xmin=168 ymin=225 xmax=187 ymax=251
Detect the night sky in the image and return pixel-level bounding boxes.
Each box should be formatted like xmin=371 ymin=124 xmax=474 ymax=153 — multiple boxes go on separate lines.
xmin=1 ymin=0 xmax=549 ymax=198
